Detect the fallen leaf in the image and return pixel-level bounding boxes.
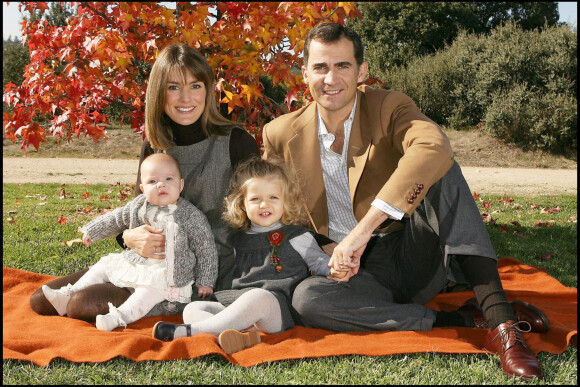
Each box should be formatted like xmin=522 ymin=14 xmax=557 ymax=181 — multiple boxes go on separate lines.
xmin=7 ymin=217 xmax=15 ymax=224
xmin=57 ymin=216 xmax=67 ymax=224
xmin=536 ymin=252 xmax=553 ymax=260
xmin=541 ymin=206 xmax=561 ymax=214
xmin=535 ymin=220 xmax=553 ymax=227
xmin=483 ymin=201 xmax=491 ymax=209
xmin=511 ymin=221 xmax=521 ymax=227
xmin=63 ymin=238 xmax=83 ymax=247
xmin=500 ymin=225 xmax=509 ymax=233
xmin=473 ymin=192 xmax=480 ymax=199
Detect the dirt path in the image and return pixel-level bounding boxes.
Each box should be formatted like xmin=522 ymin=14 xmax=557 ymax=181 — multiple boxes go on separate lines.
xmin=2 ymin=157 xmax=577 ymax=196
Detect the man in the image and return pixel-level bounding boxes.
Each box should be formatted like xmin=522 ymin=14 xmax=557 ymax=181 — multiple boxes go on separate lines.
xmin=263 ymin=22 xmax=548 ymax=380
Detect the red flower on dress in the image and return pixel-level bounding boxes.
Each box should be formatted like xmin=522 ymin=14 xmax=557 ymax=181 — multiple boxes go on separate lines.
xmin=268 ymin=230 xmax=284 ymax=246
xmin=268 ymin=230 xmax=284 ymax=273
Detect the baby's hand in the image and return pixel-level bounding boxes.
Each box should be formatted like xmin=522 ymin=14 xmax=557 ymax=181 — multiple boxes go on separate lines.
xmin=82 ymin=233 xmax=92 ymax=247
xmin=198 ymin=286 xmax=213 ymax=299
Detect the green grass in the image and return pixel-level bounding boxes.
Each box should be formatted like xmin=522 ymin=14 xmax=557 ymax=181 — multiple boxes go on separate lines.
xmin=3 ymin=183 xmax=577 ymax=384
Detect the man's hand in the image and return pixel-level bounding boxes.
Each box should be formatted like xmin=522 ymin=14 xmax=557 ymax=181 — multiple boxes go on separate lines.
xmin=328 ymin=206 xmax=389 ymax=275
xmin=328 ymin=233 xmax=367 ymax=275
xmin=123 ymin=225 xmax=166 ymax=259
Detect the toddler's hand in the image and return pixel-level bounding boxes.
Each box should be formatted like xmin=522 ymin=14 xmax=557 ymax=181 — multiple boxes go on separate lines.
xmin=198 ymin=286 xmax=213 ymax=299
xmin=328 ymin=267 xmax=353 ymax=282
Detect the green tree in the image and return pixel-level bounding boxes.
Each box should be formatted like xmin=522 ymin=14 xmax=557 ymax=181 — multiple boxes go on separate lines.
xmin=3 ymin=42 xmax=30 ymax=88
xmin=349 ymin=2 xmax=559 ymax=77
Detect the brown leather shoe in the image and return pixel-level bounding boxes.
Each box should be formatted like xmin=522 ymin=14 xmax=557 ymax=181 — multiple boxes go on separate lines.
xmin=458 ymin=297 xmax=549 ymax=333
xmin=457 ymin=298 xmax=488 ymax=328
xmin=510 ymin=300 xmax=550 ymax=333
xmin=484 ymin=320 xmax=542 ymax=380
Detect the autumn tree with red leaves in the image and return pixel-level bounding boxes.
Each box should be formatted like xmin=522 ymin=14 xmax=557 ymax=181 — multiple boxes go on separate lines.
xmin=3 ymin=2 xmax=360 ymax=151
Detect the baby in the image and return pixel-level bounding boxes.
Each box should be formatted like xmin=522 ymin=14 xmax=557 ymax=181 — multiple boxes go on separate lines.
xmin=42 ymin=153 xmax=218 ymax=331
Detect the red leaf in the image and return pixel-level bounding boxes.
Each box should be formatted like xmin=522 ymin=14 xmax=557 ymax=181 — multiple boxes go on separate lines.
xmin=57 ymin=216 xmax=67 ymax=224
xmin=500 ymin=225 xmax=509 ymax=233
xmin=541 ymin=206 xmax=561 ymax=214
xmin=483 ymin=201 xmax=491 ymax=209
xmin=473 ymin=192 xmax=480 ymax=199
xmin=511 ymin=221 xmax=521 ymax=227
xmin=534 ymin=220 xmax=553 ymax=227
xmin=536 ymin=252 xmax=553 ymax=260
xmin=82 ymin=192 xmax=90 ymax=199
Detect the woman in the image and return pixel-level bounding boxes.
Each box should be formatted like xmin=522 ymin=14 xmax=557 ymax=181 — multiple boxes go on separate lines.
xmin=30 ymin=44 xmax=260 ymax=321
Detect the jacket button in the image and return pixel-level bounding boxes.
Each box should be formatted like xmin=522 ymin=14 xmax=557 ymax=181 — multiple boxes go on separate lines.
xmin=407 ymin=198 xmax=414 ymax=203
xmin=414 ymin=188 xmax=421 ymax=195
xmin=410 ymin=192 xmax=417 ymax=199
xmin=417 ymin=183 xmax=424 ymax=190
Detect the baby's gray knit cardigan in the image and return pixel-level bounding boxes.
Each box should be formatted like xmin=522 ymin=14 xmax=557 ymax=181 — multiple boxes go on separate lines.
xmin=82 ymin=194 xmax=218 ymax=288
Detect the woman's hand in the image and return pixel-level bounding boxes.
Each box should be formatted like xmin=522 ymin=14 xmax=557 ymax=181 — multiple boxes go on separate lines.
xmin=122 ymin=225 xmax=166 ymax=259
xmin=197 ymin=286 xmax=213 ymax=299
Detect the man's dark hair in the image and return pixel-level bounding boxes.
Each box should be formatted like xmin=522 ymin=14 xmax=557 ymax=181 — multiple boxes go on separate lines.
xmin=303 ymin=22 xmax=364 ymax=67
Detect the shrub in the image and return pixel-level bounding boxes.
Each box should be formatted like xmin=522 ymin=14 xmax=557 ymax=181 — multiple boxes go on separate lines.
xmin=485 ymin=84 xmax=577 ymax=154
xmin=381 ymin=21 xmax=577 ymax=155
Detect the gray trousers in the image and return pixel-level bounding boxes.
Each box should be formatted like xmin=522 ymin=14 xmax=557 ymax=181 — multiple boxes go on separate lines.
xmin=292 ymin=162 xmax=497 ymax=332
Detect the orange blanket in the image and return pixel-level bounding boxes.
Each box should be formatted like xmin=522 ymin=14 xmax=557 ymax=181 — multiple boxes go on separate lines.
xmin=3 ymin=258 xmax=576 ymax=367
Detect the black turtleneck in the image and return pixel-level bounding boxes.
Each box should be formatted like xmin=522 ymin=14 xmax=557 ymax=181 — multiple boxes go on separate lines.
xmin=169 ymin=117 xmax=207 ymax=146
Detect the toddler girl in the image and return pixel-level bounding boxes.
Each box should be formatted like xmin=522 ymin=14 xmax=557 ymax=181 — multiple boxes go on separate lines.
xmin=42 ymin=153 xmax=218 ymax=331
xmin=152 ymin=157 xmax=348 ymax=353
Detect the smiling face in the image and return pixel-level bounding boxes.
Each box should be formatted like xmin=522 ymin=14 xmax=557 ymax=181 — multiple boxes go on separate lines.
xmin=302 ymin=37 xmax=368 ymax=121
xmin=243 ymin=176 xmax=285 ymax=228
xmin=164 ymin=68 xmax=207 ymax=126
xmin=139 ymin=155 xmax=184 ymax=206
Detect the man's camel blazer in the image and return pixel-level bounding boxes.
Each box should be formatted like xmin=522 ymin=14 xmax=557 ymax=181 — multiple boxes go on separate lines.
xmin=263 ymin=85 xmax=454 ymax=237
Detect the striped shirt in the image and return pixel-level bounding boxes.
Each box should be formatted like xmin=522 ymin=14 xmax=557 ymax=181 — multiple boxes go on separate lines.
xmin=317 ymin=95 xmax=404 ymax=242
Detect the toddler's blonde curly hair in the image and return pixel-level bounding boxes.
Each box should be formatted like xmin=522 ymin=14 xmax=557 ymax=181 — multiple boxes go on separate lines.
xmin=223 ymin=157 xmax=305 ymax=231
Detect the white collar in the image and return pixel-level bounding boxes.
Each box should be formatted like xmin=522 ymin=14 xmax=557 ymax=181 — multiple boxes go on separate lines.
xmin=317 ymin=93 xmax=358 ymax=137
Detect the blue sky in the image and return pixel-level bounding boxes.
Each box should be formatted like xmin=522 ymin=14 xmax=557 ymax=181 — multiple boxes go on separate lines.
xmin=3 ymin=1 xmax=578 ymax=40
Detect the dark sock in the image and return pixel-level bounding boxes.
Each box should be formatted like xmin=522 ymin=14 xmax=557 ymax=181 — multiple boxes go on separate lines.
xmin=433 ymin=310 xmax=474 ymax=327
xmin=455 ymin=255 xmax=516 ymax=329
